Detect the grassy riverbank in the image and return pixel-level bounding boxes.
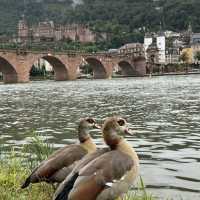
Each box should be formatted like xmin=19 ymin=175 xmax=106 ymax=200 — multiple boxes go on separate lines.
xmin=0 ymin=134 xmax=155 ymax=200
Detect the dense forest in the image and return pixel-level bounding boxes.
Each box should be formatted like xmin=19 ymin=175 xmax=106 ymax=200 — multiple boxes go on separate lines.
xmin=0 ymin=0 xmax=200 ymax=47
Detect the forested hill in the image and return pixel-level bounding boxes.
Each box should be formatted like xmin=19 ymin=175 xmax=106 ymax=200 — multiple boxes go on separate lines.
xmin=0 ymin=0 xmax=200 ymax=44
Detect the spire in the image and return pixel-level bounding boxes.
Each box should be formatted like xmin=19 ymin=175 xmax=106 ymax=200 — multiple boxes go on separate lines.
xmin=23 ymin=0 xmax=26 ymax=16
xmin=188 ymin=21 xmax=193 ymax=34
xmin=22 ymin=14 xmax=25 ymax=21
xmin=159 ymin=21 xmax=162 ymax=32
xmin=158 ymin=21 xmax=164 ymax=36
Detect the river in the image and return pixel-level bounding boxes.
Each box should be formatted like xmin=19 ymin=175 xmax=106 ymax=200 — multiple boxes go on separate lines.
xmin=0 ymin=75 xmax=200 ymax=200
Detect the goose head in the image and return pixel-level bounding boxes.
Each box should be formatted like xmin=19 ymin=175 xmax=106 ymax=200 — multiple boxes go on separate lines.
xmin=78 ymin=117 xmax=100 ymax=143
xmin=102 ymin=116 xmax=134 ymax=149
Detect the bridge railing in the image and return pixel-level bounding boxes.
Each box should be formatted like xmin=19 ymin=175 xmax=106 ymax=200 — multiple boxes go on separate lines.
xmin=0 ymin=47 xmax=106 ymax=55
xmin=0 ymin=47 xmax=145 ymax=59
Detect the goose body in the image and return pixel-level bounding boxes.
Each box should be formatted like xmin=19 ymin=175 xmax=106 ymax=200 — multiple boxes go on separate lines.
xmin=54 ymin=117 xmax=139 ymax=200
xmin=21 ymin=118 xmax=98 ymax=189
xmin=53 ymin=147 xmax=110 ymax=200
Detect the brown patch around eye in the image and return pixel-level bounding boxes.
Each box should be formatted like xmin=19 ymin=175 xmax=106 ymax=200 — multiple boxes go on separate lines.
xmin=117 ymin=119 xmax=126 ymax=126
xmin=86 ymin=118 xmax=95 ymax=124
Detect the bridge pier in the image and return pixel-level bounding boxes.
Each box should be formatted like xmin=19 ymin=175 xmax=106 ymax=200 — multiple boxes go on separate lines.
xmin=101 ymin=60 xmax=113 ymax=79
xmin=3 ymin=73 xmax=18 ymax=84
xmin=93 ymin=69 xmax=111 ymax=79
xmin=134 ymin=56 xmax=146 ymax=76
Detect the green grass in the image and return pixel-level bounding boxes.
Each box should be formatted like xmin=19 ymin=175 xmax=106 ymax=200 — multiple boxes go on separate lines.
xmin=0 ymin=133 xmax=156 ymax=200
xmin=0 ymin=153 xmax=54 ymax=200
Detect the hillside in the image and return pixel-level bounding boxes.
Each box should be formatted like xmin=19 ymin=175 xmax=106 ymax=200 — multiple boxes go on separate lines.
xmin=0 ymin=0 xmax=200 ymax=47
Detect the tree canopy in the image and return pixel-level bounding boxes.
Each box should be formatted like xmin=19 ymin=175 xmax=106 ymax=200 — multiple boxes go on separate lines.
xmin=0 ymin=0 xmax=200 ymax=48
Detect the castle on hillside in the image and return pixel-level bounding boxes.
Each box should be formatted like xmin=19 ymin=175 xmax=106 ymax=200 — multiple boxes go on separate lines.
xmin=18 ymin=17 xmax=107 ymax=43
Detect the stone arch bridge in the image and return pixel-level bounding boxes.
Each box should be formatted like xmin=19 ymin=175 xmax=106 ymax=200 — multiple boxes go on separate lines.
xmin=0 ymin=49 xmax=146 ymax=83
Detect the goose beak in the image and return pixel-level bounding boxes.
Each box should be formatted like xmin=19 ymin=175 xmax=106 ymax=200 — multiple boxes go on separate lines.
xmin=124 ymin=128 xmax=135 ymax=136
xmin=93 ymin=123 xmax=101 ymax=129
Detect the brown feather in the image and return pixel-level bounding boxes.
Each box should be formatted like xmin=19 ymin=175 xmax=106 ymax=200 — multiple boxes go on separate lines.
xmin=53 ymin=148 xmax=110 ymax=200
xmin=30 ymin=145 xmax=87 ymax=183
xmin=22 ymin=118 xmax=97 ymax=188
xmin=79 ymin=150 xmax=134 ymax=181
xmin=69 ymin=176 xmax=104 ymax=200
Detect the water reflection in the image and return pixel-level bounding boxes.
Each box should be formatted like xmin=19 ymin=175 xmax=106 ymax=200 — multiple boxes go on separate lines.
xmin=0 ymin=75 xmax=200 ymax=199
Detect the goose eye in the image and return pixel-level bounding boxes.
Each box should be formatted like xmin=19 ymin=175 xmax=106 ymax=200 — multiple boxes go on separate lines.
xmin=86 ymin=118 xmax=95 ymax=124
xmin=117 ymin=119 xmax=126 ymax=126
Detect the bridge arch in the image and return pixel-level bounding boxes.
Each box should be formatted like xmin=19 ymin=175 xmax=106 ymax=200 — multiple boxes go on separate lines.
xmin=118 ymin=61 xmax=137 ymax=76
xmin=0 ymin=56 xmax=18 ymax=83
xmin=29 ymin=55 xmax=69 ymax=81
xmin=84 ymin=57 xmax=107 ymax=79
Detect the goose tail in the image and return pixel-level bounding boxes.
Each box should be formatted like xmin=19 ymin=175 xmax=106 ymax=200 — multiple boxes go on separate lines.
xmin=21 ymin=176 xmax=31 ymax=189
xmin=54 ymin=173 xmax=79 ymax=200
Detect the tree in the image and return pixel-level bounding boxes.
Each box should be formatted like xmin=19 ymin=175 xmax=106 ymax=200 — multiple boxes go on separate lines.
xmin=2 ymin=0 xmax=200 ymax=49
xmin=80 ymin=64 xmax=93 ymax=75
xmin=180 ymin=51 xmax=190 ymax=73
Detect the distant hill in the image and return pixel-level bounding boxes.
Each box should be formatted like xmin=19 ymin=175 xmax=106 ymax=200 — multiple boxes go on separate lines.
xmin=0 ymin=0 xmax=200 ymax=47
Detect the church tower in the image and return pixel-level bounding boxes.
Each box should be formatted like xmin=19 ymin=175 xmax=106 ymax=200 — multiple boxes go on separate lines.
xmin=18 ymin=15 xmax=29 ymax=43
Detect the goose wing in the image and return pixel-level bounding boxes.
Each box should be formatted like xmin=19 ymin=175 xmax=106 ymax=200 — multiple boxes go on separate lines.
xmin=68 ymin=150 xmax=134 ymax=200
xmin=53 ymin=147 xmax=110 ymax=200
xmin=22 ymin=144 xmax=87 ymax=188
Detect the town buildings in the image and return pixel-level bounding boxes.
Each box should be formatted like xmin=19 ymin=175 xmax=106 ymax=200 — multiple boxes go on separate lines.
xmin=15 ymin=17 xmax=200 ymax=68
xmin=143 ymin=26 xmax=200 ymax=66
xmin=118 ymin=43 xmax=145 ymax=55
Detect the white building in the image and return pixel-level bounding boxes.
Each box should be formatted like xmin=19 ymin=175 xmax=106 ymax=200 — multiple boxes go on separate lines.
xmin=156 ymin=33 xmax=166 ymax=64
xmin=144 ymin=33 xmax=166 ymax=64
xmin=144 ymin=34 xmax=153 ymax=58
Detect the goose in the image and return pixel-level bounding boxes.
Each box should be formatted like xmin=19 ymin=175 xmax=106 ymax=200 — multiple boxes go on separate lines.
xmin=21 ymin=118 xmax=99 ymax=189
xmin=54 ymin=116 xmax=139 ymax=200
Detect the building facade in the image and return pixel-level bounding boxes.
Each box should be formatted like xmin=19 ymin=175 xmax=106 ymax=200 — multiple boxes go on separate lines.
xmin=191 ymin=33 xmax=200 ymax=44
xmin=144 ymin=34 xmax=153 ymax=58
xmin=18 ymin=18 xmax=29 ymax=42
xmin=156 ymin=33 xmax=166 ymax=64
xmin=18 ymin=19 xmax=106 ymax=43
xmin=31 ymin=21 xmax=55 ymax=42
xmin=165 ymin=48 xmax=180 ymax=64
xmin=118 ymin=43 xmax=145 ymax=56
xmin=144 ymin=33 xmax=166 ymax=64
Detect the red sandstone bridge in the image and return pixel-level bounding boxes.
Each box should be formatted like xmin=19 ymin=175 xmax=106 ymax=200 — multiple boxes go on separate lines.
xmin=0 ymin=49 xmax=146 ymax=83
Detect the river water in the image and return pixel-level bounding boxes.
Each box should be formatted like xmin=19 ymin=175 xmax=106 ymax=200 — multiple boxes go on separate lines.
xmin=0 ymin=75 xmax=200 ymax=200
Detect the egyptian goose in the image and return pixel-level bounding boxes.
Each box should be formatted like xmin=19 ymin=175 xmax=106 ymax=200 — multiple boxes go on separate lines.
xmin=54 ymin=117 xmax=139 ymax=200
xmin=21 ymin=118 xmax=99 ymax=189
